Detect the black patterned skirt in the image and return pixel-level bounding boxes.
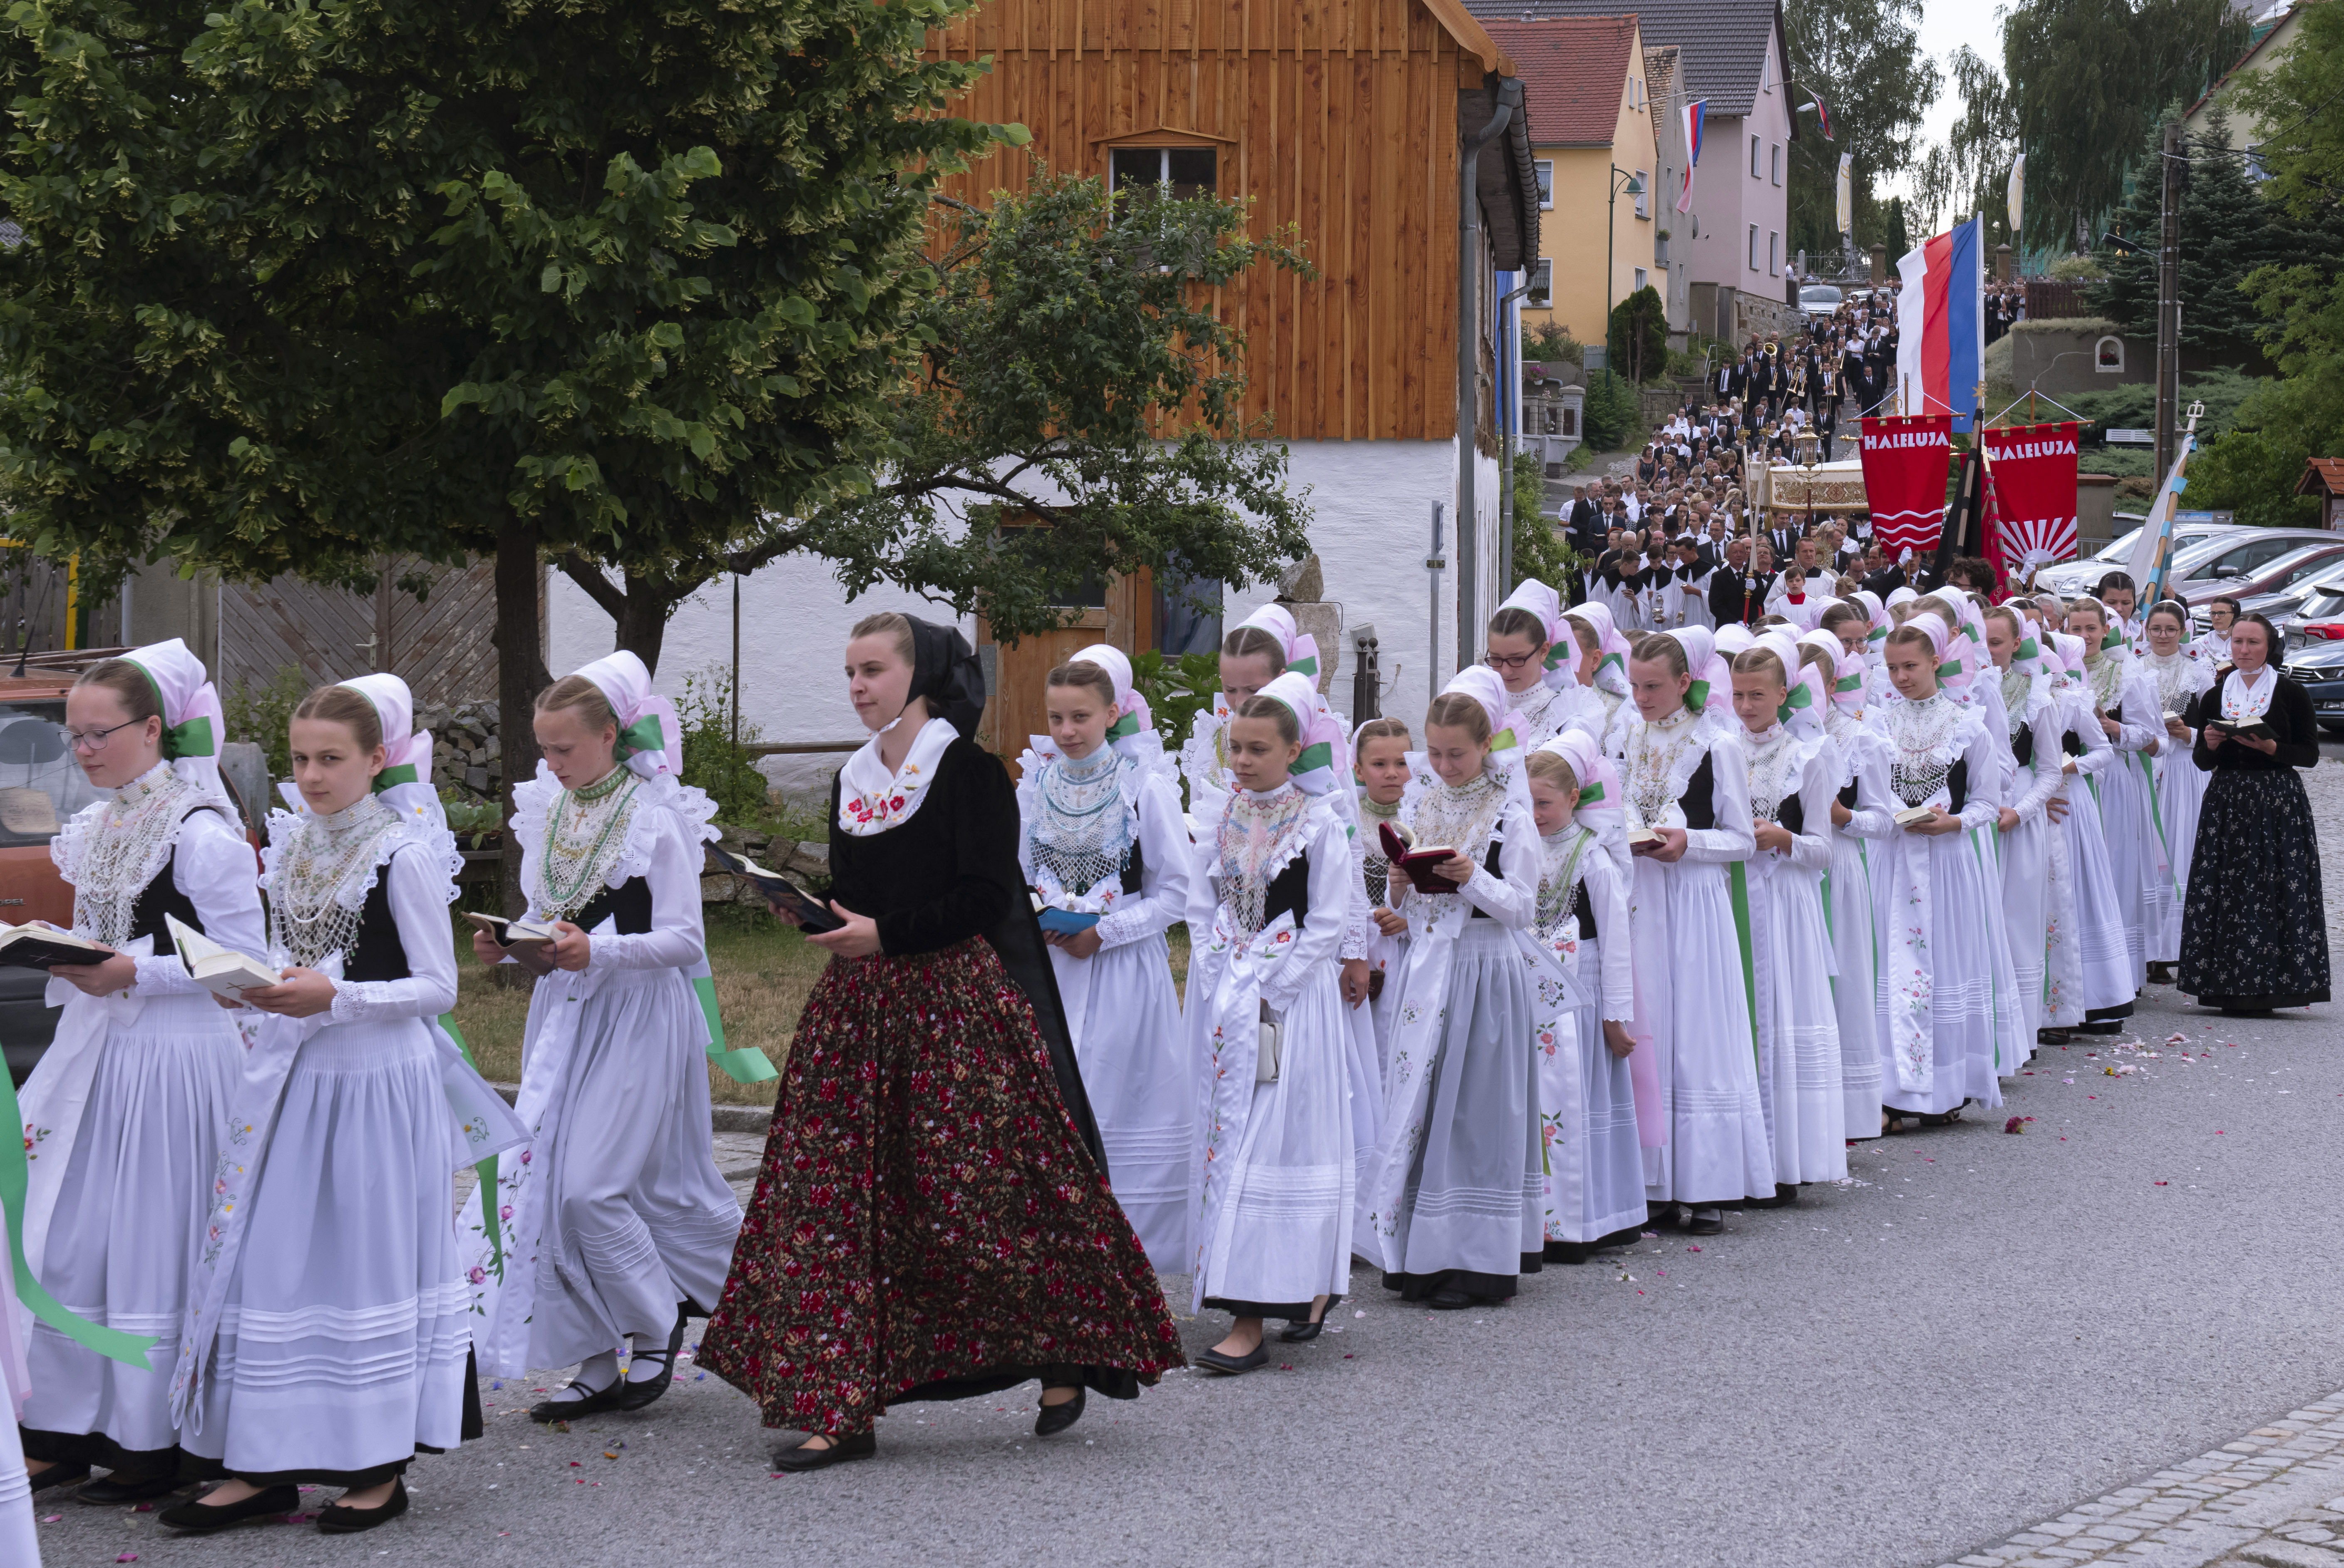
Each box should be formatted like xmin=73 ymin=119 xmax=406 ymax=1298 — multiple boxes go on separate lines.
xmin=698 ymin=938 xmax=1183 ymax=1438
xmin=2178 ymin=768 xmax=2332 ymax=1010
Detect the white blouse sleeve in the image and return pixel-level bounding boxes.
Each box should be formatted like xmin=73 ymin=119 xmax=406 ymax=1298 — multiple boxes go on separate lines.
xmin=2111 ymin=670 xmax=2160 ymax=753
xmin=2009 ymin=709 xmax=2063 ymax=824
xmin=327 ymin=843 xmax=459 ymax=1025
xmin=1585 ymin=853 xmax=1636 ymax=1023
xmin=1955 ymin=716 xmax=2001 ymax=831
xmin=132 ymin=809 xmax=265 ymax=997
xmin=1783 ymin=746 xmax=1835 ymax=873
xmin=1843 ymin=732 xmax=1898 ymax=841
xmin=1339 ymin=835 xmax=1376 ymax=963
xmin=1258 ymin=805 xmax=1355 ymax=1012
xmin=2067 ymin=701 xmax=2118 ymax=778
xmin=1093 ymin=773 xmax=1191 ymax=953
xmin=585 ymin=809 xmax=706 ymax=973
xmin=1457 ymin=796 xmax=1539 ymax=930
xmin=1682 ymin=736 xmax=1757 ymax=863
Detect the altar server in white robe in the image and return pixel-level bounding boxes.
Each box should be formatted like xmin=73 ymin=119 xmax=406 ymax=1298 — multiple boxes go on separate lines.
xmin=464 ymin=653 xmax=744 ymax=1421
xmin=1868 ymin=621 xmax=2007 ymax=1129
xmin=1731 ymin=635 xmax=1846 ymax=1190
xmin=18 ymin=643 xmax=261 ymax=1504
xmin=1186 ymin=675 xmax=1359 ymax=1371
xmin=2138 ymin=600 xmax=2213 ymax=980
xmin=164 ymin=676 xmax=524 ymax=1536
xmin=1016 ymin=645 xmax=1193 ymax=1266
xmin=1357 ymin=668 xmax=1542 ymax=1308
xmin=1616 ymin=629 xmax=1773 ymax=1234
xmin=1522 ymin=731 xmax=1648 ymax=1260
xmin=1805 ymin=623 xmax=1892 ymax=1139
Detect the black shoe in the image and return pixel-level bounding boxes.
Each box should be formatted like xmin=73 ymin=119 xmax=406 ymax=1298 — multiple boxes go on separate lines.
xmin=1647 ymin=1202 xmax=1682 ymax=1230
xmin=615 ymin=1305 xmax=688 ymax=1412
xmin=1544 ymin=1240 xmax=1595 ymax=1264
xmin=529 ymin=1374 xmax=627 ymax=1423
xmin=315 ymin=1477 xmax=408 ymax=1535
xmin=770 ymin=1432 xmax=876 ymax=1472
xmin=27 ymin=1463 xmax=90 ymax=1494
xmin=1034 ymin=1384 xmax=1086 ymax=1437
xmin=1426 ymin=1288 xmax=1480 ymax=1310
xmin=1278 ymin=1294 xmax=1343 ymax=1342
xmin=158 ymin=1483 xmax=300 ymax=1533
xmin=1193 ymin=1343 xmax=1269 ymax=1374
xmin=1684 ymin=1206 xmax=1725 ymax=1236
xmin=76 ymin=1469 xmax=184 ymax=1505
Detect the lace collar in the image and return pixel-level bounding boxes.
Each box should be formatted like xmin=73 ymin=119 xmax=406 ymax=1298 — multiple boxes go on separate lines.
xmin=837 ymin=716 xmax=956 ymax=836
xmin=1214 ymin=783 xmax=1315 ymax=938
xmin=1743 ymin=724 xmax=1802 ymax=821
xmin=534 ymin=767 xmax=642 ymax=922
xmin=1403 ymin=766 xmax=1507 ymax=867
xmin=1025 ymin=743 xmax=1135 ymax=901
xmin=263 ymin=794 xmax=404 ymax=968
xmin=1623 ymin=707 xmax=1706 ymax=828
xmin=2086 ymin=652 xmax=2125 ymax=711
xmin=1533 ymin=826 xmax=1595 ymax=935
xmin=54 ymin=761 xmax=194 ymax=948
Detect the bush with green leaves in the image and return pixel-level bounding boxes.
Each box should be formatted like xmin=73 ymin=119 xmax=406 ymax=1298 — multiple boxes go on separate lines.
xmin=675 ymin=664 xmax=770 ymax=824
xmin=1510 ymin=448 xmax=1571 ymax=589
xmin=1606 ymin=286 xmax=1670 ymax=384
xmin=1521 ymin=321 xmax=1584 ymax=368
xmin=1129 ymin=649 xmax=1220 ymax=754
xmin=222 ymin=666 xmax=307 ymax=781
xmin=1582 ymin=372 xmax=1644 ymax=453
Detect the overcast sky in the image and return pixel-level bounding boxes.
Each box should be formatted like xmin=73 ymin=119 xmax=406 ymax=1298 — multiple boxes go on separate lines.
xmin=1881 ymin=1 xmax=1969 ymax=203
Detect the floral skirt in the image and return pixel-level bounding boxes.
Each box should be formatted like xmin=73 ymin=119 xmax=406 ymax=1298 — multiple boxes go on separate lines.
xmin=698 ymin=938 xmax=1183 ymax=1437
xmin=2178 ymin=768 xmax=2332 ymax=1010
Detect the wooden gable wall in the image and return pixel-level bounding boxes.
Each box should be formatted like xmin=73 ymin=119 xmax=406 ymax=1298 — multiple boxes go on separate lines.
xmin=926 ymin=0 xmax=1480 ymax=443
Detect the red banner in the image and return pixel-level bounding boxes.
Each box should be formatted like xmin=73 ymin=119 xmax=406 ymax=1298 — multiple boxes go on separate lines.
xmin=1858 ymin=415 xmax=1954 ymax=558
xmin=1980 ymin=421 xmax=2081 ymax=578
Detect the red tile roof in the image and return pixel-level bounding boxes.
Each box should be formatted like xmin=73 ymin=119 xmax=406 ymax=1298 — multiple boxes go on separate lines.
xmin=1483 ymin=15 xmax=1641 ymax=149
xmin=2297 ymin=457 xmax=2344 ymax=498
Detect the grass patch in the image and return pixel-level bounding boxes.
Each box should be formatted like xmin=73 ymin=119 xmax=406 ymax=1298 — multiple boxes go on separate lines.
xmin=448 ymin=907 xmax=1188 ymax=1109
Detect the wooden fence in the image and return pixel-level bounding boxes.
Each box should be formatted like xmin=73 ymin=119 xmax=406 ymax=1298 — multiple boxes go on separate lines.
xmin=220 ymin=557 xmax=498 ymax=712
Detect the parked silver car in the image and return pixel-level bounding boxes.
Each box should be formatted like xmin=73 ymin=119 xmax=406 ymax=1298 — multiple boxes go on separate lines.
xmin=2031 ymin=516 xmax=2211 ymax=596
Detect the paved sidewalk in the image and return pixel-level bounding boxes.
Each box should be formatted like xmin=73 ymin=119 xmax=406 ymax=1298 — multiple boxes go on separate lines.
xmin=1936 ymin=1397 xmax=2344 ymax=1568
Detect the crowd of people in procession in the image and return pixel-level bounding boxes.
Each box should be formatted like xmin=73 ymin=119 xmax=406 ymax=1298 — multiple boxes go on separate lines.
xmin=0 ymin=475 xmax=2331 ymax=1542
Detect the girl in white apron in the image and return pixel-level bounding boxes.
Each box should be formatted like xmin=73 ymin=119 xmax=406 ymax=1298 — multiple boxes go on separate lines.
xmin=163 ymin=677 xmax=523 ymax=1536
xmin=1803 ymin=624 xmax=1892 ymax=1139
xmin=1487 ymin=581 xmax=1607 ymax=750
xmin=2139 ymin=600 xmax=2212 ymax=982
xmin=1177 ymin=605 xmax=1324 ymax=831
xmin=17 ymin=642 xmax=259 ymax=1503
xmin=1016 ymin=646 xmax=1192 ymax=1266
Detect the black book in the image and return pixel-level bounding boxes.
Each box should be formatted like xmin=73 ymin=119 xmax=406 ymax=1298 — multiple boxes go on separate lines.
xmin=2205 ymin=717 xmax=2277 ymax=742
xmin=0 ymin=922 xmax=115 ymax=970
xmin=706 ymin=844 xmax=844 ymax=933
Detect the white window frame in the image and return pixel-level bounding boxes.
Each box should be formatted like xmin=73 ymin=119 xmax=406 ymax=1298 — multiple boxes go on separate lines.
xmin=1633 ymin=169 xmax=1649 ymax=219
xmin=1535 ymin=160 xmax=1554 ymax=210
xmin=1769 ymin=230 xmax=1782 ymax=275
xmin=1530 ymin=258 xmax=1554 ymax=307
xmin=1770 ymin=143 xmax=1782 ymax=186
xmin=1748 ymin=224 xmax=1759 ymax=270
xmin=1634 ymin=265 xmax=1649 ymax=293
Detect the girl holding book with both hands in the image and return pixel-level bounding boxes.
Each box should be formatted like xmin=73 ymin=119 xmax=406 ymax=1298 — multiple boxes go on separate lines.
xmin=462 ymin=653 xmax=743 ymax=1424
xmin=17 ymin=642 xmax=263 ymax=1506
xmin=161 ymin=676 xmax=523 ymax=1536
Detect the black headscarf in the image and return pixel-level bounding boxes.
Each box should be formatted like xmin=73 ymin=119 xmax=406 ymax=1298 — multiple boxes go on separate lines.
xmin=904 ymin=616 xmax=987 ymax=739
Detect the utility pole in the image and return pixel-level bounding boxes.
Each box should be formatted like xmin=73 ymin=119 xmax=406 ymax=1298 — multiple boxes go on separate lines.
xmin=2153 ymin=119 xmax=2182 ymax=481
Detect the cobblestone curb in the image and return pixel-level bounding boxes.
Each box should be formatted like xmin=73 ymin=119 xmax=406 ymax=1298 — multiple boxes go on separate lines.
xmin=1936 ymin=1394 xmax=2344 ymax=1568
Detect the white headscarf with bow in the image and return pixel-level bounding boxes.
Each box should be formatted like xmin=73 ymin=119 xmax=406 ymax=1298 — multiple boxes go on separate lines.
xmin=337 ymin=673 xmax=446 ymax=831
xmin=122 ymin=638 xmax=234 ymax=816
xmin=568 ymin=650 xmax=682 ymax=782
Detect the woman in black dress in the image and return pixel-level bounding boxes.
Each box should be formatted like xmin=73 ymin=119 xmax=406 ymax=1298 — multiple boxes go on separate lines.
xmin=699 ymin=613 xmax=1181 ymax=1471
xmin=2177 ymin=612 xmax=2331 ymax=1014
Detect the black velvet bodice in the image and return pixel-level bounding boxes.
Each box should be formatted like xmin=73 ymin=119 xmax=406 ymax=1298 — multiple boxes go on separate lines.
xmin=1777 ymin=793 xmax=1805 ymax=836
xmin=127 ymin=804 xmax=226 ymax=945
xmin=2012 ymin=727 xmax=2034 ymax=768
xmin=1264 ymin=853 xmax=1310 ymax=930
xmin=572 ymin=876 xmax=653 ymax=936
xmin=343 ymin=877 xmax=412 ymax=983
xmin=1681 ymin=752 xmax=1718 ymax=831
xmin=2186 ymin=676 xmax=2323 ymax=773
xmin=1468 ymin=834 xmax=1505 ymax=919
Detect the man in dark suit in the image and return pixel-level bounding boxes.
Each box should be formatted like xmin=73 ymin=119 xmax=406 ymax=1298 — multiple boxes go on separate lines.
xmin=1567 ymin=485 xmax=1603 ymax=555
xmin=1765 ymin=515 xmax=1800 ymax=564
xmin=1708 ymin=537 xmax=1767 ymax=628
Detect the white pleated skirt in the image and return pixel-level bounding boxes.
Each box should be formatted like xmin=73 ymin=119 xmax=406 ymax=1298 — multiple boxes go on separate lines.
xmin=1828 ymin=833 xmax=1885 ymax=1137
xmin=2096 ymin=754 xmax=2158 ymax=984
xmin=22 ymin=991 xmax=241 ymax=1459
xmin=1053 ymin=932 xmax=1192 ymax=1267
xmin=1381 ymin=920 xmax=1541 ymax=1290
xmin=1748 ymin=859 xmax=1846 ymax=1184
xmin=2150 ymin=752 xmax=2208 ymax=963
xmin=2065 ymin=781 xmax=2140 ymax=1015
xmin=1535 ymin=936 xmax=1647 ymax=1245
xmin=179 ymin=1017 xmax=469 ymax=1480
xmin=2000 ymin=787 xmax=2053 ymax=1050
xmin=1631 ymin=859 xmax=1774 ymax=1206
xmin=526 ymin=970 xmax=743 ymax=1370
xmin=1194 ymin=969 xmax=1355 ymax=1314
xmin=1872 ymin=829 xmax=2007 ymax=1116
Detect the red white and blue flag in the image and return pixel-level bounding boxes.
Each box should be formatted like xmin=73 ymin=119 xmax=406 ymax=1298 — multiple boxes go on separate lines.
xmin=1676 ymin=100 xmax=1706 ymax=214
xmin=1799 ymin=94 xmax=1834 ymax=140
xmin=1894 ymin=217 xmax=1985 ymax=434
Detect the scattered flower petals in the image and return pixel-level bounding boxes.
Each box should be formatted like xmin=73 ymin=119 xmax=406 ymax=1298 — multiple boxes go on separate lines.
xmin=2155 ymin=1181 xmax=2169 ymax=1186
xmin=1688 ymin=1245 xmax=1701 ymax=1253
xmin=2004 ymin=1116 xmax=2025 ymax=1134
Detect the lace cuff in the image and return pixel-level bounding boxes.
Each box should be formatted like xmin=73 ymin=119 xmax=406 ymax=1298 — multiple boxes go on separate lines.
xmin=328 ymin=978 xmax=425 ymax=1025
xmin=132 ymin=953 xmax=201 ymax=997
xmin=1093 ymin=902 xmax=1155 ymax=952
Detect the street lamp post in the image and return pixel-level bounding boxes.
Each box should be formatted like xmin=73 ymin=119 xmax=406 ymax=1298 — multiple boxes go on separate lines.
xmin=1604 ymin=165 xmax=1644 ymax=426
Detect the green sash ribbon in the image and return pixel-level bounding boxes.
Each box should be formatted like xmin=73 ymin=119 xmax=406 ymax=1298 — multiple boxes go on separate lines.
xmin=1296 ymin=739 xmax=1334 ymax=776
xmin=1726 ymin=863 xmax=1760 ymax=1069
xmin=1777 ymin=684 xmax=1813 ymax=725
xmin=128 ymin=661 xmax=217 ymax=760
xmin=1576 ymin=781 xmax=1606 ymax=806
xmin=1488 ymin=727 xmax=1518 ymax=753
xmin=1599 ymin=651 xmax=1626 ymax=676
xmin=613 ymin=715 xmax=664 ymax=761
xmin=1 ymin=1064 xmax=159 ymax=1368
xmin=2016 ymin=636 xmax=2040 ymax=662
xmin=2100 ymin=625 xmax=2126 ymax=651
xmin=437 ymin=1013 xmax=506 ymax=1280
xmin=1936 ymin=658 xmax=1963 ymax=680
xmin=2133 ymin=751 xmax=2178 ymax=887
xmin=696 ymin=957 xmax=777 ymax=1084
xmin=1834 ymin=673 xmax=1862 ymax=694
xmin=1105 ymin=710 xmax=1142 ymax=741
xmin=371 ymin=762 xmax=421 ymax=793
xmin=1288 ymin=652 xmax=1319 ymax=679
xmin=1543 ymin=644 xmax=1571 ymax=672
xmin=1686 ymin=680 xmax=1711 ymax=713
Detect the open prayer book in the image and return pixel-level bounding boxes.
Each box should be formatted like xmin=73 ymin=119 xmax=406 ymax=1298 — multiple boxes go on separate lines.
xmin=1892 ymin=806 xmax=1939 ymax=827
xmin=1625 ymin=828 xmax=1664 ymax=849
xmin=2204 ymin=717 xmax=2276 ymax=742
xmin=165 ymin=913 xmax=282 ymax=1000
xmin=464 ymin=912 xmax=560 ymax=950
xmin=0 ymin=921 xmax=116 ymax=971
xmin=706 ymin=844 xmax=844 ymax=934
xmin=1377 ymin=821 xmax=1461 ymax=894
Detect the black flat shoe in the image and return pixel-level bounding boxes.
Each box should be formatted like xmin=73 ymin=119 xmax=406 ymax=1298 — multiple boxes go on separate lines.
xmin=1193 ymin=1344 xmax=1269 ymax=1374
xmin=1646 ymin=1202 xmax=1682 ymax=1230
xmin=770 ymin=1431 xmax=876 ymax=1472
xmin=1034 ymin=1385 xmax=1086 ymax=1436
xmin=1426 ymin=1288 xmax=1480 ymax=1310
xmin=1684 ymin=1207 xmax=1725 ymax=1236
xmin=1544 ymin=1240 xmax=1594 ymax=1264
xmin=77 ymin=1469 xmax=185 ymax=1505
xmin=529 ymin=1375 xmax=628 ymax=1423
xmin=27 ymin=1463 xmax=90 ymax=1494
xmin=158 ymin=1484 xmax=299 ymax=1534
xmin=1278 ymin=1294 xmax=1343 ymax=1342
xmin=315 ymin=1477 xmax=408 ymax=1535
xmin=615 ymin=1305 xmax=688 ymax=1412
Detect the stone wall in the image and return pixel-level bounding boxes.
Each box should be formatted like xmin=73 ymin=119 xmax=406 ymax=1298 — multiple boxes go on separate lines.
xmin=422 ymin=700 xmax=503 ymax=797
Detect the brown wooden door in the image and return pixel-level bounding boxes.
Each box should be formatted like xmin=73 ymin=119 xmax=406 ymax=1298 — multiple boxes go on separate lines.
xmin=976 ymin=567 xmax=1151 ymax=754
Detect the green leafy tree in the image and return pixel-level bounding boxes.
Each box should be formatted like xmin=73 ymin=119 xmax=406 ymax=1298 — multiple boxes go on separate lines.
xmin=1884 ymin=195 xmax=1912 ymax=260
xmin=1911 ymin=46 xmax=2016 ymax=236
xmin=1510 ymin=447 xmax=1569 ymax=588
xmin=1582 ymin=372 xmax=1641 ymax=453
xmin=1782 ymin=0 xmax=1941 ymax=262
xmin=2188 ymin=427 xmax=2319 ymax=528
xmin=1606 ymin=285 xmax=1669 ymax=385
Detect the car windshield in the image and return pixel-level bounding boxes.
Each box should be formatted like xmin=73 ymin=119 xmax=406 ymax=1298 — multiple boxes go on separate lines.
xmin=0 ymin=700 xmax=98 ymax=849
xmin=1800 ymin=287 xmax=1841 ymax=307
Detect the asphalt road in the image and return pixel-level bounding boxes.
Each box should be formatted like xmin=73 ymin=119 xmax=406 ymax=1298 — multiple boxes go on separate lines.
xmin=36 ymin=801 xmax=2344 ymax=1568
